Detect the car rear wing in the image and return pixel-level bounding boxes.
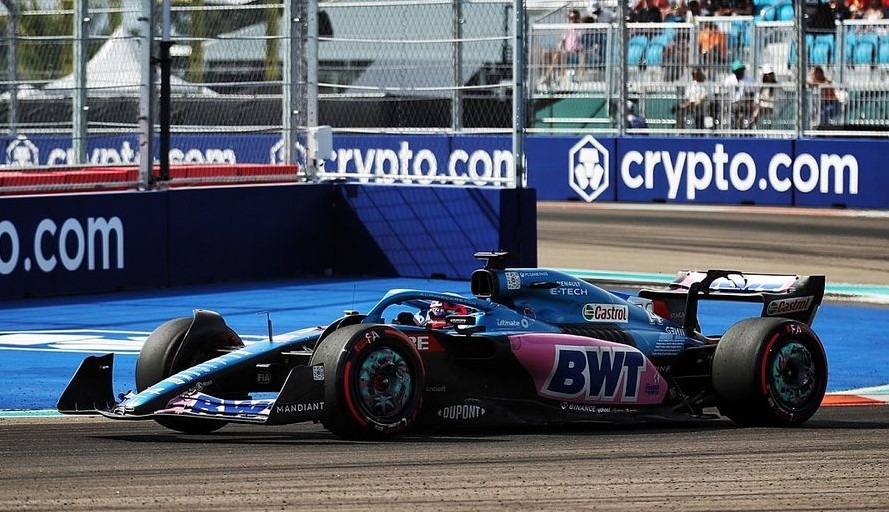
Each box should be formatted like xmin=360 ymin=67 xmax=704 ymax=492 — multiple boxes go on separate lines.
xmin=638 ymin=270 xmax=826 ymax=333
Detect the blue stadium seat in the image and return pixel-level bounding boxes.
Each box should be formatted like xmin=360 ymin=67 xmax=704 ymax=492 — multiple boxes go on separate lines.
xmin=629 ymin=34 xmax=649 ymax=47
xmin=730 ymin=21 xmax=751 ymax=47
xmin=879 ymin=42 xmax=889 ymax=64
xmin=854 ymin=41 xmax=875 ymax=65
xmin=778 ymin=4 xmax=794 ymax=21
xmin=645 ymin=43 xmax=665 ymax=66
xmin=650 ymin=34 xmax=672 ymax=47
xmin=843 ymin=33 xmax=858 ymax=64
xmin=858 ymin=32 xmax=879 ymax=48
xmin=814 ymin=34 xmax=835 ymax=51
xmin=628 ymin=43 xmax=646 ymax=66
xmin=811 ymin=42 xmax=832 ymax=65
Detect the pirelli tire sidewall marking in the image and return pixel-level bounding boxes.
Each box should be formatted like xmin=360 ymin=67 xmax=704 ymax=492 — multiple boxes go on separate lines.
xmin=339 ymin=326 xmax=426 ymax=435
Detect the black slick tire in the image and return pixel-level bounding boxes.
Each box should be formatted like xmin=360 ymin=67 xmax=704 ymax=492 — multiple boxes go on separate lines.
xmin=310 ymin=323 xmax=425 ymax=439
xmin=712 ymin=317 xmax=828 ymax=427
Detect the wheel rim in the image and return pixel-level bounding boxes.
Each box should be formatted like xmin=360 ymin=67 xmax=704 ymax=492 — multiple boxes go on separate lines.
xmin=356 ymin=347 xmax=413 ymax=419
xmin=769 ymin=340 xmax=819 ymax=410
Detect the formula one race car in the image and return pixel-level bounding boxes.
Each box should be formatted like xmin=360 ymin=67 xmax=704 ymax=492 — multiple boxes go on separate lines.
xmin=58 ymin=252 xmax=828 ymax=439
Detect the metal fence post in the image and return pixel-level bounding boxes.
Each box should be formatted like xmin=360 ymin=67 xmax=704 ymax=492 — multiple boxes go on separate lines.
xmin=452 ymin=0 xmax=464 ymax=132
xmin=73 ymin=1 xmax=88 ymax=165
xmin=305 ymin=0 xmax=319 ymax=179
xmin=796 ymin=0 xmax=807 ymax=137
xmin=283 ymin=0 xmax=298 ymax=166
xmin=618 ymin=3 xmax=627 ymax=136
xmin=512 ymin=0 xmax=525 ymax=188
xmin=138 ymin=0 xmax=155 ymax=189
xmin=3 ymin=0 xmax=18 ymax=137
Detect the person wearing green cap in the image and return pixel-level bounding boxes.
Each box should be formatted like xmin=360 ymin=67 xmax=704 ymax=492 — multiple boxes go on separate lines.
xmin=725 ymin=60 xmax=753 ymax=129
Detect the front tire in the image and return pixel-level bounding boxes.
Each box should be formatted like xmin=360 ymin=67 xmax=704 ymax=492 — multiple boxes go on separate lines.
xmin=713 ymin=317 xmax=828 ymax=427
xmin=310 ymin=324 xmax=425 ymax=439
xmin=137 ymin=314 xmax=242 ymax=434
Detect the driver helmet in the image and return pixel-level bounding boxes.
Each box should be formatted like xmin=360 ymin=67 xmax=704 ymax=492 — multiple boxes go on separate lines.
xmin=425 ymin=301 xmax=469 ymax=329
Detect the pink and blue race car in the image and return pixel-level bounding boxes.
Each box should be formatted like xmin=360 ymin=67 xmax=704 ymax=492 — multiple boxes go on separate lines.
xmin=59 ymin=252 xmax=828 ymax=439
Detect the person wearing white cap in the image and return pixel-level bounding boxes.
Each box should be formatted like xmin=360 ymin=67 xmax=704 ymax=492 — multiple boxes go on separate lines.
xmin=725 ymin=60 xmax=753 ymax=128
xmin=751 ymin=64 xmax=778 ymax=127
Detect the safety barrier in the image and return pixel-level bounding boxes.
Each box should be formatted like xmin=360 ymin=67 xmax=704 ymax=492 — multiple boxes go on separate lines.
xmin=0 ymin=183 xmax=536 ymax=299
xmin=0 ymin=164 xmax=300 ymax=195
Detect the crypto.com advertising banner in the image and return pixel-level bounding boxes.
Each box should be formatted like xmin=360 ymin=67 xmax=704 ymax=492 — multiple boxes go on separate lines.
xmin=1 ymin=133 xmax=878 ymax=208
xmin=527 ymin=135 xmax=868 ymax=208
xmin=616 ymin=137 xmax=795 ymax=205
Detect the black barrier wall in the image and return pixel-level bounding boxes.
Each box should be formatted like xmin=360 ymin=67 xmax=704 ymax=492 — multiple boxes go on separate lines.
xmin=0 ymin=184 xmax=537 ymax=299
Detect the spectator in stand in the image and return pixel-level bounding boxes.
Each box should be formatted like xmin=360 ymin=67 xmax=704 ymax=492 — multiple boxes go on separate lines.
xmin=675 ymin=66 xmax=710 ymax=129
xmin=725 ymin=60 xmax=754 ymax=128
xmin=831 ymin=0 xmax=852 ymax=22
xmin=664 ymin=2 xmax=687 ymax=22
xmin=592 ymin=2 xmax=616 ymax=23
xmin=658 ymin=0 xmax=676 ymax=20
xmin=809 ymin=66 xmax=841 ymax=127
xmin=626 ymin=100 xmax=649 ymax=129
xmin=686 ymin=0 xmax=703 ymax=21
xmin=579 ymin=14 xmax=603 ymax=78
xmin=541 ymin=9 xmax=583 ymax=87
xmin=847 ymin=0 xmax=868 ymax=17
xmin=809 ymin=0 xmax=851 ymax=33
xmin=699 ymin=19 xmax=728 ymax=65
xmin=716 ymin=0 xmax=754 ymax=15
xmin=664 ymin=26 xmax=691 ymax=81
xmin=751 ymin=64 xmax=778 ymax=127
xmin=631 ymin=0 xmax=664 ymax=22
xmin=863 ymin=0 xmax=885 ymax=19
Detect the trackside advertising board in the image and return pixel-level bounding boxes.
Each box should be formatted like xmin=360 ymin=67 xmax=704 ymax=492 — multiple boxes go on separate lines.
xmin=0 ymin=183 xmax=536 ymax=298
xmin=0 ymin=133 xmax=879 ymax=208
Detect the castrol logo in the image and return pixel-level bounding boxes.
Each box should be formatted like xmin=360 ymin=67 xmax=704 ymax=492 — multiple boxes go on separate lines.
xmin=767 ymin=296 xmax=813 ymax=316
xmin=582 ymin=304 xmax=629 ymax=323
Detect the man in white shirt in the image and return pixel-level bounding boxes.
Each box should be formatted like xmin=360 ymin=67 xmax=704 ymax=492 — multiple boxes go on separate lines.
xmin=676 ymin=67 xmax=709 ymax=129
xmin=725 ymin=60 xmax=753 ymax=128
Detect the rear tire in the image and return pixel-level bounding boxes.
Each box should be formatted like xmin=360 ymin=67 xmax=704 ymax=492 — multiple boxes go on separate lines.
xmin=137 ymin=315 xmax=242 ymax=434
xmin=713 ymin=317 xmax=827 ymax=427
xmin=310 ymin=324 xmax=425 ymax=439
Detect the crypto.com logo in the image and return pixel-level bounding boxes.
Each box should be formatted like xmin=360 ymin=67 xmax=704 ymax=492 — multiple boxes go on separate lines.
xmin=6 ymin=135 xmax=39 ymax=166
xmin=568 ymin=135 xmax=610 ymax=202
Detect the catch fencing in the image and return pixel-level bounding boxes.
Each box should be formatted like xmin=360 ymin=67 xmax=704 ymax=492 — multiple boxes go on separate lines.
xmin=1 ymin=0 xmax=888 ymax=185
xmin=530 ymin=8 xmax=889 ymax=138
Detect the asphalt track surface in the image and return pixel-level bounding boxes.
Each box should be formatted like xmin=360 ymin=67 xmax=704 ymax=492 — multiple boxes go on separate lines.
xmin=3 ymin=203 xmax=888 ymax=511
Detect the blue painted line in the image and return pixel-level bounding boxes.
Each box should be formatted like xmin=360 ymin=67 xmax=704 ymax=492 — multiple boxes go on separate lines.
xmin=0 ymin=409 xmax=61 ymax=417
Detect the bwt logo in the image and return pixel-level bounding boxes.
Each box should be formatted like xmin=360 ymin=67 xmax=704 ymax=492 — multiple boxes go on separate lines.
xmin=569 ymin=135 xmax=610 ymax=202
xmin=543 ymin=345 xmax=645 ymax=402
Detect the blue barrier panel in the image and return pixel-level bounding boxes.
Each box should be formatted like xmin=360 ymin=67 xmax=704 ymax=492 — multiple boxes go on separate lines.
xmin=526 ymin=135 xmax=618 ymax=202
xmin=335 ymin=185 xmax=536 ymax=279
xmin=0 ymin=191 xmax=167 ymax=298
xmin=616 ymin=137 xmax=794 ymax=205
xmin=792 ymin=139 xmax=882 ymax=209
xmin=166 ymin=184 xmax=333 ymax=286
xmin=0 ymin=182 xmax=534 ymax=297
